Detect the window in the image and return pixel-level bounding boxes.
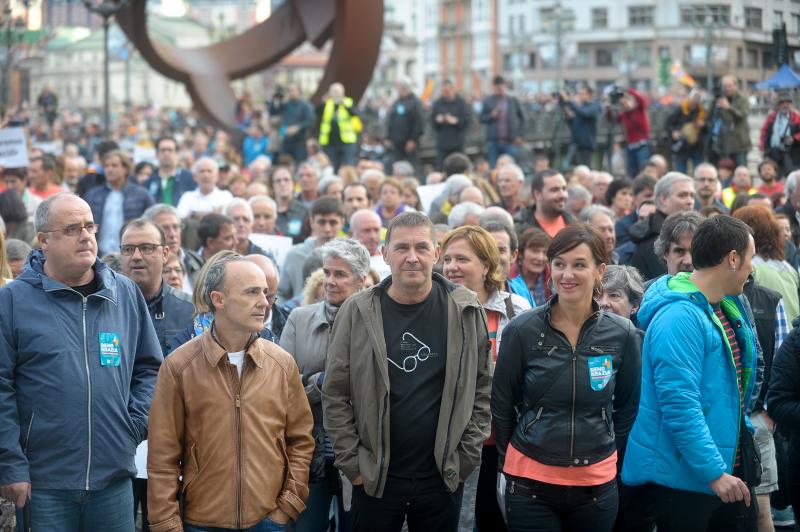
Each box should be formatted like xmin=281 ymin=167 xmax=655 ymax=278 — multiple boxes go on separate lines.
xmin=745 ymin=7 xmax=762 ymax=29
xmin=746 ymin=47 xmax=759 ymax=68
xmin=592 ymin=8 xmax=608 ymax=28
xmin=519 ymin=15 xmax=526 ymax=34
xmin=628 ymin=6 xmax=654 ymax=27
xmin=680 ymin=5 xmax=731 ymax=26
xmin=503 ymin=53 xmax=513 ymax=71
xmin=793 ymin=13 xmax=800 ymax=33
xmin=633 ymin=46 xmax=652 ymax=66
xmin=775 ymin=10 xmax=784 ymax=28
xmin=508 ymin=15 xmax=515 ymax=35
xmin=528 ymin=52 xmax=537 ymax=69
xmin=596 ymin=48 xmax=614 ymax=67
xmin=574 ymin=47 xmax=589 ymax=68
xmin=763 ymin=50 xmax=774 ymax=69
xmin=737 ymin=47 xmax=743 ymax=67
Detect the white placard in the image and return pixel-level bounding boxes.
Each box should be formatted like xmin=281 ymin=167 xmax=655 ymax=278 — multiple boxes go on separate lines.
xmin=0 ymin=127 xmax=29 ymax=168
xmin=133 ymin=146 xmax=157 ymax=165
xmin=32 ymin=141 xmax=60 ymax=155
xmin=248 ymin=233 xmax=294 ymax=271
xmin=416 ymin=183 xmax=447 ymax=214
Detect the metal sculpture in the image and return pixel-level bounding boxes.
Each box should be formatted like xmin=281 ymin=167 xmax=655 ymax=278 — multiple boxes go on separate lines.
xmin=116 ymin=0 xmax=383 ymax=134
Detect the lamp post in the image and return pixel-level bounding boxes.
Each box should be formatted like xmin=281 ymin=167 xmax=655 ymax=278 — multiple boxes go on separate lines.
xmin=81 ymin=0 xmax=127 ymax=137
xmin=1 ymin=7 xmax=26 ymax=115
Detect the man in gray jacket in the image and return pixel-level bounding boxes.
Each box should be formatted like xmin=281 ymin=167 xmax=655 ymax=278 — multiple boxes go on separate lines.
xmin=322 ymin=211 xmax=491 ymax=532
xmin=0 ymin=193 xmax=162 ymax=530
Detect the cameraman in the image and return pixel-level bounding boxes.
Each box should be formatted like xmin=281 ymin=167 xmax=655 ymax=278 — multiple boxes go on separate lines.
xmin=760 ymin=91 xmax=800 ymax=177
xmin=606 ymin=86 xmax=652 ymax=177
xmin=708 ymin=74 xmax=750 ymax=166
xmin=665 ymin=88 xmax=706 ymax=174
xmin=560 ymin=85 xmax=601 ymax=168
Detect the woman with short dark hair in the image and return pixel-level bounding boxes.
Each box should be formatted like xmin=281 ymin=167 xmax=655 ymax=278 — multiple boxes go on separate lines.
xmin=492 ymin=224 xmax=642 ymax=532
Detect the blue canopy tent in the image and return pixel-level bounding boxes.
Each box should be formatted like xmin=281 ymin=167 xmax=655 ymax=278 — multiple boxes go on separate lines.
xmin=756 ymin=64 xmax=800 ymax=89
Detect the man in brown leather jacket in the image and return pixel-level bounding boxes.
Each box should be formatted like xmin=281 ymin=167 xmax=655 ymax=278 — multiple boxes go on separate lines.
xmin=147 ymin=253 xmax=314 ymax=532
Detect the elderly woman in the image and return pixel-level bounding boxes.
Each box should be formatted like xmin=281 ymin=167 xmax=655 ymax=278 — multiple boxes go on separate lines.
xmin=375 ymin=177 xmax=409 ymax=227
xmin=440 ymin=225 xmax=531 ymax=532
xmin=280 ymin=238 xmax=371 ymax=532
xmin=599 ymin=265 xmax=644 ymax=320
xmin=580 ymin=206 xmax=618 ymax=264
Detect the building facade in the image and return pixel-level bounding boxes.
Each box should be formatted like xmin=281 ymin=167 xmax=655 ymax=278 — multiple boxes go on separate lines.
xmin=497 ymin=0 xmax=800 ymax=94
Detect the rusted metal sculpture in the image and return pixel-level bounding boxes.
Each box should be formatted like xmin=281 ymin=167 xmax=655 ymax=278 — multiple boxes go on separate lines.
xmin=116 ymin=0 xmax=383 ymax=134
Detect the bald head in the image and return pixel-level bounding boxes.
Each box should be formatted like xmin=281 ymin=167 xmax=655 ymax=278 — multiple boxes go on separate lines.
xmin=459 ymin=185 xmax=485 ymax=206
xmin=350 ymin=209 xmax=383 ymax=256
xmin=246 ymin=254 xmax=279 ymax=309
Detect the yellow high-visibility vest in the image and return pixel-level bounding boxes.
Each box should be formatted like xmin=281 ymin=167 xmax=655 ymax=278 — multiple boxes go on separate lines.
xmin=319 ymin=97 xmax=357 ymax=145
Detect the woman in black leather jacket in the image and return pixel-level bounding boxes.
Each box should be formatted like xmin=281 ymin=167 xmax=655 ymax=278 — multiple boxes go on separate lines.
xmin=491 ymin=224 xmax=642 ymax=532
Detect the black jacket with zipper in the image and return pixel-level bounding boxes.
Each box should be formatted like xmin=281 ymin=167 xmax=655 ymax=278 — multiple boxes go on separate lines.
xmin=492 ymin=298 xmax=642 ymax=471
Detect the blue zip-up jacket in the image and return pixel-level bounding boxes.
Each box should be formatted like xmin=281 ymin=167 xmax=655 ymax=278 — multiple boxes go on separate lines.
xmin=0 ymin=250 xmax=162 ymax=490
xmin=621 ymin=273 xmax=757 ymax=494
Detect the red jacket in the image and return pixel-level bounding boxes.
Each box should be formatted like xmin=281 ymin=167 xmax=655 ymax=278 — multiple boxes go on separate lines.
xmin=608 ymin=89 xmax=650 ymax=144
xmin=760 ymin=109 xmax=800 ymax=152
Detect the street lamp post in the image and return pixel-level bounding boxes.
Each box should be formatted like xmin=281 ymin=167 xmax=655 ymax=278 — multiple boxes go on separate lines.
xmin=81 ymin=0 xmax=127 ymax=137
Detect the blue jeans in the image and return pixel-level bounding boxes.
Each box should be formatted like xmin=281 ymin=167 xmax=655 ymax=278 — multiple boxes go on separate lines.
xmin=294 ymin=459 xmax=349 ymax=532
xmin=323 ymin=144 xmax=357 ymax=172
xmin=625 ymin=143 xmax=652 ymax=177
xmin=673 ymin=149 xmax=702 ymax=174
xmin=488 ymin=141 xmax=520 ymax=169
xmin=18 ymin=477 xmax=134 ymax=532
xmin=183 ymin=516 xmax=287 ymax=532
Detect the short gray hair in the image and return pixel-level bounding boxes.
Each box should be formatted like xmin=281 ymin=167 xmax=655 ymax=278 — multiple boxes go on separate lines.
xmin=392 ymin=161 xmax=415 ymax=178
xmin=787 ymin=170 xmax=800 ymax=198
xmin=654 ymin=172 xmax=693 ymax=204
xmin=5 ymin=238 xmax=31 ymax=261
xmin=448 ymin=201 xmax=485 ymax=229
xmin=498 ymin=163 xmax=524 ymax=182
xmin=602 ymin=265 xmax=645 ymax=309
xmin=34 ymin=192 xmax=72 ymax=232
xmin=567 ymin=184 xmax=592 ymax=203
xmin=444 ymin=174 xmax=473 ymax=200
xmin=653 ymin=211 xmax=703 ymax=259
xmin=579 ymin=205 xmax=615 ymax=224
xmin=224 ymin=197 xmax=254 ymax=222
xmin=202 ymin=252 xmax=249 ymax=313
xmin=192 ymin=156 xmax=219 ymax=175
xmin=361 ymin=168 xmax=386 ymax=184
xmin=693 ymin=163 xmax=718 ymax=180
xmin=248 ymin=195 xmax=277 ymax=212
xmin=320 ymin=238 xmax=371 ymax=280
xmin=143 ymin=203 xmax=179 ymax=221
xmin=318 ymin=175 xmax=344 ymax=196
xmin=479 ymin=206 xmax=515 ymax=228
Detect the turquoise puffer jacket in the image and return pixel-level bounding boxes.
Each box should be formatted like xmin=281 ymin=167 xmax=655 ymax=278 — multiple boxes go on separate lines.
xmin=621 ymin=273 xmax=757 ymax=494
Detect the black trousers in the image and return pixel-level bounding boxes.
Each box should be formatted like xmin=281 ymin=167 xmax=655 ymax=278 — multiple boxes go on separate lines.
xmin=652 ymin=484 xmax=755 ymax=532
xmin=475 ymin=445 xmax=507 ymax=531
xmin=505 ymin=476 xmax=618 ymax=532
xmin=133 ymin=478 xmax=149 ymax=532
xmin=351 ymin=473 xmax=463 ymax=532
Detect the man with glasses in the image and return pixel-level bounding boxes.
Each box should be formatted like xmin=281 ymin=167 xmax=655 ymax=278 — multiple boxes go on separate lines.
xmin=119 ymin=218 xmax=193 ymax=530
xmin=144 ymin=136 xmax=196 ymax=206
xmin=0 ymin=193 xmax=162 ymax=530
xmin=143 ymin=204 xmax=205 ymax=296
xmin=271 ymin=166 xmax=309 ymax=244
xmin=693 ymin=163 xmax=728 ymax=212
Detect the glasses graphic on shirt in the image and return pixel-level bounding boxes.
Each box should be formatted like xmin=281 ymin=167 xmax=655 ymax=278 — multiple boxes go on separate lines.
xmin=388 ymin=332 xmax=432 ymax=373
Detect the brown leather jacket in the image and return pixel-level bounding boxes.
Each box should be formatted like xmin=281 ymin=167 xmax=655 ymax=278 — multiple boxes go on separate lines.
xmin=147 ymin=331 xmax=314 ymax=531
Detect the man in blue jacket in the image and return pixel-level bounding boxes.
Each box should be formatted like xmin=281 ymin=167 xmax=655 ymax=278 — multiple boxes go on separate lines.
xmin=560 ymin=85 xmax=601 ymax=168
xmin=0 ymin=193 xmax=162 ymax=530
xmin=622 ymin=215 xmax=758 ymax=531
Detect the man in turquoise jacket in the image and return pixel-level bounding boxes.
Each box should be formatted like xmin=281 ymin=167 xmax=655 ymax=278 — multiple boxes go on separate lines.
xmin=622 ymin=215 xmax=758 ymax=531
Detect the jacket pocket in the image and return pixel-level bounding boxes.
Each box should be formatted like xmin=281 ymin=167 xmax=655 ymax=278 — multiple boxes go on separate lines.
xmin=22 ymin=408 xmax=36 ymax=454
xmin=183 ymin=442 xmax=200 ymax=494
xmin=277 ymin=436 xmax=289 ymax=487
xmin=601 ymin=407 xmax=614 ymax=440
xmin=524 ymin=406 xmax=544 ymax=434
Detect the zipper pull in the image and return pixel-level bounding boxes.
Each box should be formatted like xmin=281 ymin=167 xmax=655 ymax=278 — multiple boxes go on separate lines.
xmin=235 ymin=394 xmax=241 ymax=408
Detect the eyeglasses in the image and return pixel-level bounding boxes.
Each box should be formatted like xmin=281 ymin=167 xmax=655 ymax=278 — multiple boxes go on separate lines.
xmin=163 ymin=267 xmax=184 ymax=275
xmin=41 ymin=223 xmax=99 ymax=237
xmin=120 ymin=243 xmax=163 ymax=256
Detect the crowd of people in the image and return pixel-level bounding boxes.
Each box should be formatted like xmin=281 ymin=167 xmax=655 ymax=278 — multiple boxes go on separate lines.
xmin=0 ymin=73 xmax=799 ymax=532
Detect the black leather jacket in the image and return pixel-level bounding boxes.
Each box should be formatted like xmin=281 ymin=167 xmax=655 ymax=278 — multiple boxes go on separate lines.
xmin=492 ymin=298 xmax=642 ymax=470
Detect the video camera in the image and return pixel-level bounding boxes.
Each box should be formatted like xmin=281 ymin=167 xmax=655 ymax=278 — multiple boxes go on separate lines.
xmin=607 ymin=85 xmax=626 ymax=105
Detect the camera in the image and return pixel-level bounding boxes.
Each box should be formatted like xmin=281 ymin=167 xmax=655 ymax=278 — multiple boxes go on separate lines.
xmin=607 ymin=85 xmax=625 ymax=104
